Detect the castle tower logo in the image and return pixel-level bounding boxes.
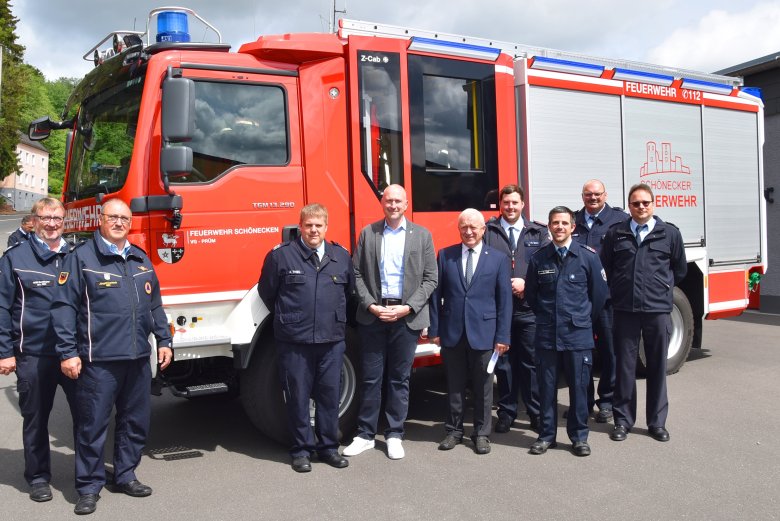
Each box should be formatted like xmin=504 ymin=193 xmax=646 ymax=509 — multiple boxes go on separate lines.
xmin=640 ymin=141 xmax=690 ymax=177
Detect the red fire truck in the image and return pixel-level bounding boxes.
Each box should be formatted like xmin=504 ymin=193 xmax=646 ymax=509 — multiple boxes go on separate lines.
xmin=29 ymin=8 xmax=766 ymax=443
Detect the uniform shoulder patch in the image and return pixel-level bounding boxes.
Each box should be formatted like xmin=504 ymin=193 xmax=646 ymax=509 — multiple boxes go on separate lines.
xmin=330 ymin=241 xmax=350 ymax=252
xmin=532 ymin=220 xmax=547 ymax=228
xmin=583 ymin=245 xmax=597 ymax=254
xmin=665 ymin=221 xmax=680 ymax=230
xmin=272 ymin=242 xmax=284 ymax=251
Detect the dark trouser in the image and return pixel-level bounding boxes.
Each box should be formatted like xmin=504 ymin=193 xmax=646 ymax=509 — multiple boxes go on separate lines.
xmin=16 ymin=354 xmax=77 ymax=485
xmin=276 ymin=340 xmax=345 ymax=458
xmin=588 ymin=302 xmax=616 ymax=411
xmin=495 ymin=311 xmax=539 ymax=422
xmin=75 ymin=358 xmax=151 ymax=495
xmin=441 ymin=335 xmax=493 ymax=439
xmin=355 ymin=322 xmax=419 ymax=440
xmin=535 ymin=349 xmax=592 ymax=443
xmin=613 ymin=311 xmax=670 ymax=430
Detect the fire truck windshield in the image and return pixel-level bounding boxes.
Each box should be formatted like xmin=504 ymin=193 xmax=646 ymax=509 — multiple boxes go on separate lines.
xmin=65 ymin=78 xmax=144 ymax=202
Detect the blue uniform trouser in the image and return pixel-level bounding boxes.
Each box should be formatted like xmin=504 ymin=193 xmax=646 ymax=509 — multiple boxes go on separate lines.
xmin=588 ymin=302 xmax=616 ymax=411
xmin=16 ymin=354 xmax=77 ymax=485
xmin=441 ymin=335 xmax=493 ymax=439
xmin=613 ymin=311 xmax=670 ymax=430
xmin=535 ymin=349 xmax=592 ymax=443
xmin=495 ymin=311 xmax=540 ymax=422
xmin=355 ymin=322 xmax=419 ymax=440
xmin=75 ymin=358 xmax=151 ymax=495
xmin=276 ymin=340 xmax=345 ymax=459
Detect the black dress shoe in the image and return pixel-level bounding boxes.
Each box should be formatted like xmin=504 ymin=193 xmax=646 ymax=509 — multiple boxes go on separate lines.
xmin=74 ymin=494 xmax=100 ymax=515
xmin=595 ymin=408 xmax=613 ymax=423
xmin=572 ymin=440 xmax=591 ymax=457
xmin=291 ymin=456 xmax=312 ymax=473
xmin=648 ymin=427 xmax=670 ymax=442
xmin=529 ymin=439 xmax=557 ymax=455
xmin=29 ymin=482 xmax=52 ymax=502
xmin=473 ymin=436 xmax=491 ymax=455
xmin=320 ymin=453 xmax=349 ymax=468
xmin=117 ymin=479 xmax=152 ymax=497
xmin=438 ymin=434 xmax=462 ymax=450
xmin=494 ymin=416 xmax=514 ymax=433
xmin=610 ymin=425 xmax=629 ymax=441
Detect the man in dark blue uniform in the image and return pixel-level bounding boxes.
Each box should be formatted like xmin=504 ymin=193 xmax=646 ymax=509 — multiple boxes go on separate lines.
xmin=0 ymin=198 xmax=75 ymax=503
xmin=258 ymin=203 xmax=354 ymax=473
xmin=573 ymin=179 xmax=626 ymax=423
xmin=525 ymin=206 xmax=608 ymax=457
xmin=53 ymin=199 xmax=173 ymax=515
xmin=601 ymin=183 xmax=687 ymax=443
xmin=483 ymin=184 xmax=548 ymax=433
xmin=6 ymin=214 xmax=35 ymax=248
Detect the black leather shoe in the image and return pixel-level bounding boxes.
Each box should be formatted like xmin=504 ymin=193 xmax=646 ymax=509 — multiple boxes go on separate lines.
xmin=528 ymin=416 xmax=540 ymax=433
xmin=572 ymin=440 xmax=591 ymax=457
xmin=291 ymin=456 xmax=312 ymax=473
xmin=595 ymin=408 xmax=613 ymax=423
xmin=117 ymin=480 xmax=152 ymax=497
xmin=473 ymin=436 xmax=491 ymax=455
xmin=74 ymin=494 xmax=100 ymax=515
xmin=648 ymin=427 xmax=670 ymax=442
xmin=494 ymin=416 xmax=514 ymax=433
xmin=438 ymin=434 xmax=462 ymax=450
xmin=29 ymin=482 xmax=52 ymax=502
xmin=320 ymin=453 xmax=349 ymax=469
xmin=610 ymin=425 xmax=629 ymax=441
xmin=529 ymin=439 xmax=557 ymax=455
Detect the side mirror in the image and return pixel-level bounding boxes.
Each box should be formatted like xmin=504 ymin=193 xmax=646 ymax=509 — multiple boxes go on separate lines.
xmin=162 ymin=77 xmax=195 ymax=142
xmin=160 ymin=146 xmax=193 ymax=193
xmin=29 ymin=117 xmax=54 ymax=141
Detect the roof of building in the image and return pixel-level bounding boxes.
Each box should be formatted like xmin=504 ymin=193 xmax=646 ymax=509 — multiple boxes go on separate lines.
xmin=716 ymin=51 xmax=780 ymax=77
xmin=17 ymin=132 xmax=49 ymax=154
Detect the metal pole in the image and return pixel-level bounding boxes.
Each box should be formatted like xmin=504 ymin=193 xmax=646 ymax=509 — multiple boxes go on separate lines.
xmin=0 ymin=45 xmax=4 ymax=116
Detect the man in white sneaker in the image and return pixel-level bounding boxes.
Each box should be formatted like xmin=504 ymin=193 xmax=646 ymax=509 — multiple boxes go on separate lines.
xmin=344 ymin=184 xmax=437 ymax=460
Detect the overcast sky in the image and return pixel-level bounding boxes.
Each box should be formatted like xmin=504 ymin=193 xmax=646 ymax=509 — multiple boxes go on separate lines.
xmin=13 ymin=0 xmax=780 ymax=81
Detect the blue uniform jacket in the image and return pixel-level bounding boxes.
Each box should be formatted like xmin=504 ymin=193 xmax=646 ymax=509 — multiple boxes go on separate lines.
xmin=525 ymin=241 xmax=608 ymax=351
xmin=52 ymin=232 xmax=172 ymax=362
xmin=258 ymin=239 xmax=354 ymax=345
xmin=428 ymin=243 xmax=512 ymax=350
xmin=483 ymin=216 xmax=550 ymax=314
xmin=600 ymin=217 xmax=687 ymax=313
xmin=572 ymin=203 xmax=626 ymax=254
xmin=0 ymin=236 xmax=68 ymax=358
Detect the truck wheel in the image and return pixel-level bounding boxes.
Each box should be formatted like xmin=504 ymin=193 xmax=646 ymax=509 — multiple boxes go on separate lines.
xmin=240 ymin=330 xmax=361 ymax=446
xmin=638 ymin=288 xmax=694 ymax=375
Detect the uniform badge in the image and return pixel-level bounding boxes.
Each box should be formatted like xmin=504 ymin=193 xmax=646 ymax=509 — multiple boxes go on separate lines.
xmin=157 ymin=232 xmax=185 ymax=264
xmin=58 ymin=272 xmax=69 ymax=285
xmin=138 ymin=265 xmax=150 ymax=272
xmin=145 ymin=281 xmax=152 ymax=295
xmin=601 ymin=268 xmax=607 ymax=282
xmin=104 ymin=272 xmax=111 ymax=280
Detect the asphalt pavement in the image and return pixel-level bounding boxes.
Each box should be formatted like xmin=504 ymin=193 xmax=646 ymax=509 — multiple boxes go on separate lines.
xmin=0 ymin=314 xmax=778 ymax=520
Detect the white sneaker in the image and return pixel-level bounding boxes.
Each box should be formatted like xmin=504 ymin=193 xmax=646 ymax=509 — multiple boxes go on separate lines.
xmin=343 ymin=437 xmax=374 ymax=456
xmin=386 ymin=438 xmax=405 ymax=460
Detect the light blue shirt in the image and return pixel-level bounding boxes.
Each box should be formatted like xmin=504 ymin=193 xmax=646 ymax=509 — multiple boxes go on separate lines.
xmin=381 ymin=217 xmax=406 ymax=299
xmin=99 ymin=234 xmax=131 ymax=259
xmin=32 ymin=233 xmax=68 ymax=253
xmin=300 ymin=238 xmax=324 ymax=262
xmin=631 ymin=217 xmax=656 ymax=243
xmin=499 ymin=217 xmax=523 ymax=246
xmin=461 ymin=241 xmax=483 ymax=274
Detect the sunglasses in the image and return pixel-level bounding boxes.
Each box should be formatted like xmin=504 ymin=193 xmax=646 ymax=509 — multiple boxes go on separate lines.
xmin=629 ymin=201 xmax=653 ymax=208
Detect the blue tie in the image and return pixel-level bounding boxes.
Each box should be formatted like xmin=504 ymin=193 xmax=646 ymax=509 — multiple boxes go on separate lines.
xmin=465 ymin=248 xmax=474 ymax=286
xmin=557 ymin=246 xmax=567 ymax=259
xmin=635 ymin=224 xmax=647 ymax=244
xmin=508 ymin=227 xmax=517 ymax=252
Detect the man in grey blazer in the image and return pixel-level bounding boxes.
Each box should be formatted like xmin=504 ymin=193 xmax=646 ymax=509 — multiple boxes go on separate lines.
xmin=343 ymin=185 xmax=437 ymax=460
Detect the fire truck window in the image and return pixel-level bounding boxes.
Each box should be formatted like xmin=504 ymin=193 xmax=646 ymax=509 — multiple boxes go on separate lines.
xmin=357 ymin=51 xmax=403 ymax=195
xmin=171 ymin=81 xmax=288 ymax=184
xmin=65 ymin=79 xmax=143 ymax=201
xmin=408 ymin=55 xmax=498 ymax=212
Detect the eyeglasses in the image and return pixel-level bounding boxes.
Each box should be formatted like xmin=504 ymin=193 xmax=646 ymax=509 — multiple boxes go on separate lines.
xmin=629 ymin=201 xmax=653 ymax=208
xmin=582 ymin=192 xmax=604 ymax=198
xmin=35 ymin=215 xmax=64 ymax=224
xmin=103 ymin=214 xmax=131 ymax=225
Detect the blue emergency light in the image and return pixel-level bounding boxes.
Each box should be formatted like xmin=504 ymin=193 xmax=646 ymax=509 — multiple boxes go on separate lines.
xmin=157 ymin=11 xmax=191 ymax=43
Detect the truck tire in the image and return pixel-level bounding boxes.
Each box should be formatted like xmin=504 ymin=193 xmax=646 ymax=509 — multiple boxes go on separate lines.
xmin=240 ymin=329 xmax=361 ymax=446
xmin=638 ymin=287 xmax=694 ymax=375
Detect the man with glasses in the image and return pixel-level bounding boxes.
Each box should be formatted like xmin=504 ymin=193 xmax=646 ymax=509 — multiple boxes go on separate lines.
xmin=0 ymin=198 xmax=76 ymax=503
xmin=601 ymin=183 xmax=687 ymax=443
xmin=573 ymin=180 xmax=626 ymax=423
xmin=53 ymin=199 xmax=172 ymax=515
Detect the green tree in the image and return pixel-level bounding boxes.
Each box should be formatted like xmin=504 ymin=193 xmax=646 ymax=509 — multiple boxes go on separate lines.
xmin=0 ymin=0 xmax=25 ymax=180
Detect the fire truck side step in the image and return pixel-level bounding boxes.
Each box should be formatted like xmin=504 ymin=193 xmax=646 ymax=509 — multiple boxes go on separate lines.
xmin=171 ymin=382 xmax=229 ymax=398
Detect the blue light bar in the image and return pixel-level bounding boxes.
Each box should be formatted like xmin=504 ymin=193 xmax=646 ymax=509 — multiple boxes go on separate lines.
xmin=612 ymin=68 xmax=674 ymax=86
xmin=157 ymin=11 xmax=191 ymax=43
xmin=407 ymin=37 xmax=501 ymax=61
xmin=680 ymin=78 xmax=733 ymax=95
xmin=529 ymin=56 xmax=605 ymax=77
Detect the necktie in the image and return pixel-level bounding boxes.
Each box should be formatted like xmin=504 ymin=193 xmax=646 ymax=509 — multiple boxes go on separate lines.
xmin=465 ymin=248 xmax=474 ymax=286
xmin=635 ymin=224 xmax=647 ymax=244
xmin=587 ymin=214 xmax=595 ymax=229
xmin=311 ymin=250 xmax=321 ymax=269
xmin=508 ymin=227 xmax=517 ymax=252
xmin=557 ymin=246 xmax=567 ymax=260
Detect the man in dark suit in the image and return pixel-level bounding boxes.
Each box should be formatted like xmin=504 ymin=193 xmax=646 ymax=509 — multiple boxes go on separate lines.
xmin=429 ymin=209 xmax=512 ymax=455
xmin=7 ymin=214 xmax=34 ymax=248
xmin=344 ymin=184 xmax=437 ymax=460
xmin=572 ymin=179 xmax=626 ymax=423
